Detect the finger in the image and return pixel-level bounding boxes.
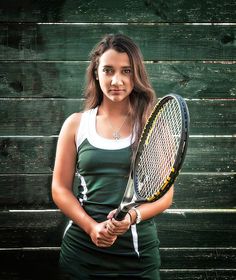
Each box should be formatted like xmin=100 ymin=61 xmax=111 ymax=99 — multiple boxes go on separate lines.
xmin=96 ymin=236 xmax=116 ymax=247
xmin=107 ymin=209 xmax=117 ymax=219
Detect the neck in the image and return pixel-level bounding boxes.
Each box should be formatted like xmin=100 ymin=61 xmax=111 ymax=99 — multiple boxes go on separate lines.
xmin=97 ymin=100 xmax=132 ymax=140
xmin=99 ymin=100 xmax=131 ymax=117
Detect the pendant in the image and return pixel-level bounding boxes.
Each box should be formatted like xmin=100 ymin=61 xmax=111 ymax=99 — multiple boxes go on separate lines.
xmin=113 ymin=131 xmax=120 ymax=140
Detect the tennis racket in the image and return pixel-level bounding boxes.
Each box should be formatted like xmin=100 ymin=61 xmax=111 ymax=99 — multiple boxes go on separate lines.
xmin=114 ymin=94 xmax=190 ymax=220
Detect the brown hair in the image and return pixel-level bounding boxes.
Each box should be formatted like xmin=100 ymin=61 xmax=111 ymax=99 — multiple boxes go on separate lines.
xmin=84 ymin=33 xmax=157 ymax=150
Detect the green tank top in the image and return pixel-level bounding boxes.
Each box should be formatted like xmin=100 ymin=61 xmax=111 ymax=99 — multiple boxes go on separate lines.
xmin=76 ymin=107 xmax=133 ymax=222
xmin=73 ymin=107 xmax=159 ymax=257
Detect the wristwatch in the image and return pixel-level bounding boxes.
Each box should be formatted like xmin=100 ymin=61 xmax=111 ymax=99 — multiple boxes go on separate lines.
xmin=132 ymin=207 xmax=142 ymax=224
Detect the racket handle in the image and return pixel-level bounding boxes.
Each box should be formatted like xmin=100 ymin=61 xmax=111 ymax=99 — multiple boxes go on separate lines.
xmin=114 ymin=207 xmax=127 ymax=221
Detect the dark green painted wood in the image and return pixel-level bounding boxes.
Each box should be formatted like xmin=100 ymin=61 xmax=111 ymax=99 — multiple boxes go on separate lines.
xmin=0 ymin=62 xmax=235 ymax=99
xmin=0 ymin=248 xmax=62 ymax=280
xmin=0 ymin=211 xmax=235 ymax=247
xmin=160 ymin=248 xmax=236 ymax=269
xmin=0 ymin=248 xmax=235 ymax=273
xmin=0 ymin=99 xmax=235 ymax=135
xmin=0 ymin=137 xmax=235 ymax=173
xmin=0 ymin=173 xmax=235 ymax=210
xmin=0 ymin=268 xmax=235 ymax=280
xmin=0 ymin=174 xmax=56 ymax=210
xmin=0 ymin=24 xmax=235 ymax=61
xmin=184 ymin=137 xmax=236 ymax=172
xmin=0 ymin=62 xmax=87 ymax=98
xmin=0 ymin=99 xmax=83 ymax=136
xmin=173 ymin=173 xmax=236 ymax=209
xmin=156 ymin=211 xmax=236 ymax=247
xmin=0 ymin=0 xmax=235 ymax=278
xmin=0 ymin=211 xmax=67 ymax=248
xmin=147 ymin=62 xmax=236 ymax=99
xmin=160 ymin=270 xmax=236 ymax=280
xmin=0 ymin=0 xmax=235 ymax=23
xmin=188 ymin=100 xmax=236 ymax=135
xmin=0 ymin=137 xmax=58 ymax=174
xmin=0 ymin=99 xmax=84 ymax=135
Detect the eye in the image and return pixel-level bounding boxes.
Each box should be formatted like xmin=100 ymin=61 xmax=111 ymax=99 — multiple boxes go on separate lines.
xmin=123 ymin=68 xmax=132 ymax=74
xmin=103 ymin=67 xmax=113 ymax=74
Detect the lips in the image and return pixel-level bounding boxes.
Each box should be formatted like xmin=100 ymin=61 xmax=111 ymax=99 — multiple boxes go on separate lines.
xmin=109 ymin=89 xmax=125 ymax=93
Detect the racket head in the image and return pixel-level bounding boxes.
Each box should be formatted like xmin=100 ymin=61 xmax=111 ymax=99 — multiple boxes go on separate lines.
xmin=133 ymin=94 xmax=190 ymax=202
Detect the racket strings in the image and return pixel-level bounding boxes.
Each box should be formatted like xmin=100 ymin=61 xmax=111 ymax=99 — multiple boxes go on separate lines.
xmin=136 ymin=99 xmax=182 ymax=199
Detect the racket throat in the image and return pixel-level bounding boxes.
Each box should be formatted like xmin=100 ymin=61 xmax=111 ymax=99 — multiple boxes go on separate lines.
xmin=114 ymin=176 xmax=143 ymax=220
xmin=114 ymin=201 xmax=139 ymax=221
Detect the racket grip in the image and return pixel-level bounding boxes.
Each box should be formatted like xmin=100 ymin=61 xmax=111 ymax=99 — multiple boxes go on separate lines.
xmin=114 ymin=207 xmax=128 ymax=221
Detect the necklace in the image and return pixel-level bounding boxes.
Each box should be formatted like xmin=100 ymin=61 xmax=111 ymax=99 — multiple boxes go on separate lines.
xmin=99 ymin=108 xmax=129 ymax=140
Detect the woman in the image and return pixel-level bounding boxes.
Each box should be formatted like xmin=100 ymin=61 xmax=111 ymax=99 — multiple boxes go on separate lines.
xmin=52 ymin=34 xmax=173 ymax=279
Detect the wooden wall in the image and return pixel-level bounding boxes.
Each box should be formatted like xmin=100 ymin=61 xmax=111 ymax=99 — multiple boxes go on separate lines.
xmin=0 ymin=0 xmax=236 ymax=279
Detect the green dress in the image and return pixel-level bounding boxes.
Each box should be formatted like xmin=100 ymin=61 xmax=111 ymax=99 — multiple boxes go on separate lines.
xmin=59 ymin=108 xmax=161 ymax=279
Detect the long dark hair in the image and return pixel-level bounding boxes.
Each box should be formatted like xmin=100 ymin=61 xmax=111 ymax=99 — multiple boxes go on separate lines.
xmin=84 ymin=33 xmax=157 ymax=150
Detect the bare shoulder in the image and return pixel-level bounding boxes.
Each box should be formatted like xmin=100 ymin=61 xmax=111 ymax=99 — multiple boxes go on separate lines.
xmin=59 ymin=112 xmax=83 ymax=138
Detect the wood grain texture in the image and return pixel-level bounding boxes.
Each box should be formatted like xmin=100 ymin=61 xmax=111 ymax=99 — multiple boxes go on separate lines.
xmin=0 ymin=99 xmax=235 ymax=135
xmin=0 ymin=248 xmax=235 ymax=279
xmin=0 ymin=173 xmax=235 ymax=210
xmin=156 ymin=211 xmax=236 ymax=247
xmin=0 ymin=24 xmax=235 ymax=61
xmin=0 ymin=137 xmax=235 ymax=173
xmin=0 ymin=211 xmax=235 ymax=248
xmin=0 ymin=137 xmax=57 ymax=174
xmin=0 ymin=0 xmax=235 ymax=278
xmin=0 ymin=0 xmax=235 ymax=23
xmin=0 ymin=269 xmax=235 ymax=280
xmin=160 ymin=270 xmax=236 ymax=280
xmin=0 ymin=211 xmax=67 ymax=248
xmin=160 ymin=248 xmax=236 ymax=269
xmin=0 ymin=62 xmax=235 ymax=98
xmin=0 ymin=247 xmax=235 ymax=270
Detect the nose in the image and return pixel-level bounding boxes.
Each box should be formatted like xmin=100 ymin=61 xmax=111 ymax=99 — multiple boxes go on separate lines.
xmin=111 ymin=73 xmax=123 ymax=86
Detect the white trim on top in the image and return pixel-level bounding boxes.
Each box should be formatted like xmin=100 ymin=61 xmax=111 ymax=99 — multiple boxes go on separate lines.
xmin=77 ymin=107 xmax=134 ymax=150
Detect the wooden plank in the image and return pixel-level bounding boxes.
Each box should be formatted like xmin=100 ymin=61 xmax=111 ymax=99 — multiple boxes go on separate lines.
xmin=0 ymin=248 xmax=62 ymax=280
xmin=0 ymin=211 xmax=235 ymax=248
xmin=0 ymin=174 xmax=56 ymax=210
xmin=0 ymin=99 xmax=84 ymax=135
xmin=0 ymin=99 xmax=235 ymax=135
xmin=0 ymin=268 xmax=235 ymax=280
xmin=0 ymin=250 xmax=235 ymax=280
xmin=0 ymin=173 xmax=235 ymax=210
xmin=0 ymin=24 xmax=235 ymax=61
xmin=0 ymin=62 xmax=87 ymax=98
xmin=160 ymin=248 xmax=236 ymax=269
xmin=187 ymin=100 xmax=236 ymax=135
xmin=156 ymin=211 xmax=236 ymax=247
xmin=0 ymin=0 xmax=235 ymax=23
xmin=160 ymin=270 xmax=236 ymax=280
xmin=147 ymin=62 xmax=236 ymax=99
xmin=173 ymin=173 xmax=236 ymax=209
xmin=184 ymin=137 xmax=236 ymax=172
xmin=0 ymin=137 xmax=57 ymax=174
xmin=0 ymin=248 xmax=235 ymax=270
xmin=0 ymin=137 xmax=235 ymax=173
xmin=0 ymin=62 xmax=235 ymax=99
xmin=0 ymin=211 xmax=67 ymax=248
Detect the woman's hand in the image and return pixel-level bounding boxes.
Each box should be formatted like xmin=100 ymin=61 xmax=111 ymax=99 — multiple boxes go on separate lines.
xmin=90 ymin=221 xmax=117 ymax=248
xmin=106 ymin=209 xmax=131 ymax=236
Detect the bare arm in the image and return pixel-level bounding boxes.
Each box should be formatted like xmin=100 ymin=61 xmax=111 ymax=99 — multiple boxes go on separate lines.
xmin=129 ymin=186 xmax=174 ymax=223
xmin=51 ymin=113 xmax=116 ymax=247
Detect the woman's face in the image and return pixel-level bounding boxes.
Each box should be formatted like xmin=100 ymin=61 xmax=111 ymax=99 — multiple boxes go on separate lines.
xmin=96 ymin=49 xmax=134 ymax=103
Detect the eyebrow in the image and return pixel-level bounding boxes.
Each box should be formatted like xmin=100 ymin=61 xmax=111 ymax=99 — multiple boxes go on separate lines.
xmin=102 ymin=65 xmax=131 ymax=69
